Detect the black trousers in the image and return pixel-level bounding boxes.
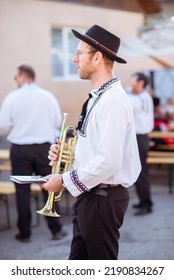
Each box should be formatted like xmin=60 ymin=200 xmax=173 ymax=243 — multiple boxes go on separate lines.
xmin=69 ymin=186 xmax=129 ymax=260
xmin=135 ymin=134 xmax=153 ymax=207
xmin=10 ymin=143 xmax=62 ymax=238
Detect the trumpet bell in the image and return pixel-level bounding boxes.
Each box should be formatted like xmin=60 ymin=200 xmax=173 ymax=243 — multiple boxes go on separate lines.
xmin=36 ymin=206 xmax=60 ymax=217
xmin=37 ymin=191 xmax=61 ymax=217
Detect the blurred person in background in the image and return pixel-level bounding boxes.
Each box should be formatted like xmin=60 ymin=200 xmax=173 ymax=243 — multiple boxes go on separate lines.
xmin=164 ymin=97 xmax=174 ymax=122
xmin=151 ymin=97 xmax=174 ymax=148
xmin=0 ymin=65 xmax=66 ymax=242
xmin=127 ymin=72 xmax=154 ymax=215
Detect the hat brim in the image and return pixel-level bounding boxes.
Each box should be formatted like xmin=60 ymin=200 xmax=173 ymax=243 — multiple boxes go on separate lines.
xmin=72 ymin=29 xmax=127 ymax=64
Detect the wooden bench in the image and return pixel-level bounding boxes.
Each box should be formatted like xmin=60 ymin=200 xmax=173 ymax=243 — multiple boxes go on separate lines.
xmin=149 ymin=131 xmax=174 ymax=139
xmin=0 ymin=149 xmax=10 ymax=160
xmin=147 ymin=132 xmax=174 ymax=194
xmin=147 ymin=150 xmax=174 ymax=194
xmin=0 ymin=181 xmax=41 ymax=229
xmin=0 ymin=160 xmax=11 ymax=172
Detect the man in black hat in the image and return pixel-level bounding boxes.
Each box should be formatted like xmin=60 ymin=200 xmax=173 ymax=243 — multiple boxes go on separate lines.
xmin=41 ymin=25 xmax=141 ymax=259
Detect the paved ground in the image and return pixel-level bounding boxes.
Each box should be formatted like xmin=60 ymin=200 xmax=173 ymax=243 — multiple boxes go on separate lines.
xmin=0 ymin=166 xmax=174 ymax=260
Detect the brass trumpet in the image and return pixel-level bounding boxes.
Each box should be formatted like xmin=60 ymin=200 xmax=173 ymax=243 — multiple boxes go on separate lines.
xmin=36 ymin=113 xmax=77 ymax=217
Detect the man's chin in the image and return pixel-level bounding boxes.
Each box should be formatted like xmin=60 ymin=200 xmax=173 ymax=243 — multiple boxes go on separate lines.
xmin=79 ymin=73 xmax=89 ymax=80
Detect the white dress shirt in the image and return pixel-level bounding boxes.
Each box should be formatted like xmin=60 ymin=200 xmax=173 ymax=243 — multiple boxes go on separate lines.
xmin=127 ymin=90 xmax=154 ymax=134
xmin=0 ymin=83 xmax=62 ymax=144
xmin=63 ymin=78 xmax=141 ymax=197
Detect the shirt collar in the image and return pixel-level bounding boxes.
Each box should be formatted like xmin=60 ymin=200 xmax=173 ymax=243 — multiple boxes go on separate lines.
xmin=90 ymin=89 xmax=98 ymax=99
xmin=90 ymin=77 xmax=120 ymax=99
xmin=20 ymin=83 xmax=38 ymax=89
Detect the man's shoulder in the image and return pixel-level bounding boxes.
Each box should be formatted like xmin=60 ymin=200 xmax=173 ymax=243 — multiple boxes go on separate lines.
xmin=37 ymin=87 xmax=54 ymax=97
xmin=6 ymin=88 xmax=22 ymax=99
xmin=36 ymin=87 xmax=59 ymax=106
xmin=141 ymin=89 xmax=151 ymax=96
xmin=141 ymin=90 xmax=153 ymax=101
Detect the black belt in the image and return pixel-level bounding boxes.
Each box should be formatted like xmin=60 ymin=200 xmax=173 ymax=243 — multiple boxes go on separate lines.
xmin=91 ymin=184 xmax=122 ymax=197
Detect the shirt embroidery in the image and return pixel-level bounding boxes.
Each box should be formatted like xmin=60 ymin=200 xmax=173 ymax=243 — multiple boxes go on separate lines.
xmin=79 ymin=77 xmax=119 ymax=137
xmin=70 ymin=169 xmax=89 ymax=193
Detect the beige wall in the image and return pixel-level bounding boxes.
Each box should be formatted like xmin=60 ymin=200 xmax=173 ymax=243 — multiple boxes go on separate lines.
xmin=0 ymin=0 xmax=144 ymax=125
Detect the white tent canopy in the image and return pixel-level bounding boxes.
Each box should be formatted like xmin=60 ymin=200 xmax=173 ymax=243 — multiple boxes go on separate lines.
xmin=119 ymin=17 xmax=174 ymax=70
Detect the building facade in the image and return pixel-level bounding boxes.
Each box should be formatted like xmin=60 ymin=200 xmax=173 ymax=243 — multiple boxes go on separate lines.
xmin=0 ymin=0 xmax=148 ymax=124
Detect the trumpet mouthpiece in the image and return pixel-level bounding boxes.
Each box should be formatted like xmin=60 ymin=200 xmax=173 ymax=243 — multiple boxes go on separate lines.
xmin=63 ymin=112 xmax=69 ymax=118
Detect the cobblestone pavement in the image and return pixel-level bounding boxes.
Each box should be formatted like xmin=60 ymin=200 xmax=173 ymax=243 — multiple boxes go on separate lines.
xmin=0 ymin=167 xmax=174 ymax=260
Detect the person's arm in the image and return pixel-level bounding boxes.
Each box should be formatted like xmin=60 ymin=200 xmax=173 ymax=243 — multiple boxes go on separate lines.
xmin=0 ymin=95 xmax=13 ymax=135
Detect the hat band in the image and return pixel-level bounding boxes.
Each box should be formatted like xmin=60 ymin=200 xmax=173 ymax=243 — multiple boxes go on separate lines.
xmin=83 ymin=34 xmax=117 ymax=57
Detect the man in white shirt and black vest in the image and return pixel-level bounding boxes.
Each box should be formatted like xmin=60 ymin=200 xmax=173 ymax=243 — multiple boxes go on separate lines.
xmin=41 ymin=25 xmax=141 ymax=259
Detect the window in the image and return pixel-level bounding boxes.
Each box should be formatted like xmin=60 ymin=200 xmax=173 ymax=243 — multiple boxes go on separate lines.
xmin=51 ymin=27 xmax=81 ymax=79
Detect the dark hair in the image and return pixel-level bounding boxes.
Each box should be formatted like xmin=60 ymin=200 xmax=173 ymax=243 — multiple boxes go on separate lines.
xmin=88 ymin=46 xmax=114 ymax=67
xmin=17 ymin=65 xmax=35 ymax=80
xmin=153 ymin=97 xmax=160 ymax=107
xmin=133 ymin=72 xmax=149 ymax=88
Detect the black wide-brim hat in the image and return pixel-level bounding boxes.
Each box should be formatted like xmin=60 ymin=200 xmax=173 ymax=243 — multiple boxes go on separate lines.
xmin=72 ymin=24 xmax=127 ymax=64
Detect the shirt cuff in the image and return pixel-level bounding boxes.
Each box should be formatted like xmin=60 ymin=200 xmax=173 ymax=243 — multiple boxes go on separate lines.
xmin=62 ymin=170 xmax=88 ymax=197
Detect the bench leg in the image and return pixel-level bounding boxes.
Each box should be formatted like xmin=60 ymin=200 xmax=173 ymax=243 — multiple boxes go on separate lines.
xmin=6 ymin=195 xmax=11 ymax=229
xmin=32 ymin=193 xmax=40 ymax=227
xmin=0 ymin=195 xmax=11 ymax=229
xmin=168 ymin=165 xmax=173 ymax=194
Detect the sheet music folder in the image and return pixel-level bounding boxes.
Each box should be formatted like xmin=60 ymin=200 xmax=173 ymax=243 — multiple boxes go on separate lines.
xmin=10 ymin=175 xmax=47 ymax=184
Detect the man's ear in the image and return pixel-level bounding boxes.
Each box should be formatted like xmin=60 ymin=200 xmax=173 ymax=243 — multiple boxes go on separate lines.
xmin=94 ymin=51 xmax=103 ymax=64
xmin=139 ymin=80 xmax=145 ymax=89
